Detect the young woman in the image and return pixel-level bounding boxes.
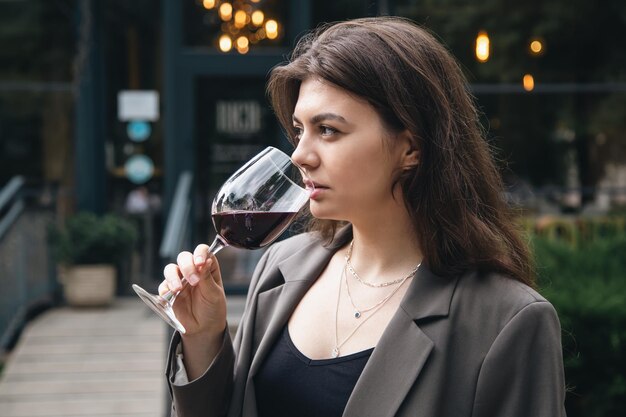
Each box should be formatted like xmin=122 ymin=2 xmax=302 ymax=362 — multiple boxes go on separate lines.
xmin=160 ymin=17 xmax=566 ymax=417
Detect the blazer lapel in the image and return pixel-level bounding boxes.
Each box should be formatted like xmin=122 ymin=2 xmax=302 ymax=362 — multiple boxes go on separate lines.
xmin=241 ymin=229 xmax=354 ymax=416
xmin=343 ymin=266 xmax=460 ymax=417
xmin=247 ymin=234 xmax=340 ymax=377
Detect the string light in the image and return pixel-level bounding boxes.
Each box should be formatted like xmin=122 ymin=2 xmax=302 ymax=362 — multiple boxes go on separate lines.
xmin=265 ymin=19 xmax=278 ymax=39
xmin=200 ymin=1 xmax=281 ymax=54
xmin=236 ymin=36 xmax=250 ymax=54
xmin=219 ymin=2 xmax=233 ymax=21
xmin=234 ymin=9 xmax=247 ymax=28
xmin=203 ymin=0 xmax=216 ymax=9
xmin=219 ymin=34 xmax=233 ymax=52
xmin=251 ymin=10 xmax=264 ymax=26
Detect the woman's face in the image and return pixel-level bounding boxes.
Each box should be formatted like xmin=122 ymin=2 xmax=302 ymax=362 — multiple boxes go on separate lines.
xmin=291 ymin=78 xmax=415 ymax=223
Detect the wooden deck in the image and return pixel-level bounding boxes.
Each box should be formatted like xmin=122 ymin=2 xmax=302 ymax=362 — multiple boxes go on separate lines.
xmin=0 ymin=298 xmax=168 ymax=417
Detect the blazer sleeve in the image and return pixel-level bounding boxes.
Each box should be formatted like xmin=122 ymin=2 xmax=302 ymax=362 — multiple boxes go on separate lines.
xmin=167 ymin=329 xmax=235 ymax=417
xmin=471 ymin=301 xmax=567 ymax=417
xmin=165 ymin=244 xmax=275 ymax=417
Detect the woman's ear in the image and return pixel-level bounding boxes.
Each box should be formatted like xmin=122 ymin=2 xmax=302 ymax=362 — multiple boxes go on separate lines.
xmin=398 ymin=130 xmax=420 ymax=169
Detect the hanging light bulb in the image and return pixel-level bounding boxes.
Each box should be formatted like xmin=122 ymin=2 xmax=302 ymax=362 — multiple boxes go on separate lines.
xmin=219 ymin=2 xmax=233 ymax=21
xmin=202 ymin=0 xmax=216 ymax=10
xmin=219 ymin=34 xmax=233 ymax=52
xmin=523 ymin=74 xmax=535 ymax=91
xmin=530 ymin=41 xmax=542 ymax=53
xmin=265 ymin=19 xmax=278 ymax=40
xmin=529 ymin=38 xmax=544 ymax=56
xmin=236 ymin=36 xmax=250 ymax=54
xmin=475 ymin=31 xmax=490 ymax=62
xmin=251 ymin=10 xmax=264 ymax=26
xmin=234 ymin=10 xmax=247 ymax=29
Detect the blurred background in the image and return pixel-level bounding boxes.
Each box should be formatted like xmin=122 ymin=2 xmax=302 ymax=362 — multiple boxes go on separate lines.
xmin=0 ymin=1 xmax=625 ymax=416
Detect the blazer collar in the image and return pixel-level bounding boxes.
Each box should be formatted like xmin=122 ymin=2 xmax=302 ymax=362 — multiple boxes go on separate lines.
xmin=277 ymin=225 xmax=352 ymax=284
xmin=401 ymin=262 xmax=459 ymax=321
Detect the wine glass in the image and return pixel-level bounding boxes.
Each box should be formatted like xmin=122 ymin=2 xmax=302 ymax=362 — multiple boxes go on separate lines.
xmin=132 ymin=147 xmax=310 ymax=333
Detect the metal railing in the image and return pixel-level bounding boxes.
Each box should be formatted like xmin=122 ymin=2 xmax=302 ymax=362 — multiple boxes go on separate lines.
xmin=157 ymin=171 xmax=193 ymax=416
xmin=0 ymin=177 xmax=56 ymax=351
xmin=160 ymin=171 xmax=193 ymax=261
xmin=0 ymin=176 xmax=26 ymax=241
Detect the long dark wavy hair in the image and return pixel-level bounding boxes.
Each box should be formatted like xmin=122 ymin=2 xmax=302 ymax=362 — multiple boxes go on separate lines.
xmin=267 ymin=17 xmax=534 ymax=287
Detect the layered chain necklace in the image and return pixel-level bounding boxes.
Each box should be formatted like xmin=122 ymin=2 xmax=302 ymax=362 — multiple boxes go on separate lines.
xmin=344 ymin=264 xmax=411 ymax=319
xmin=331 ymin=242 xmax=421 ymax=358
xmin=346 ymin=240 xmax=420 ymax=288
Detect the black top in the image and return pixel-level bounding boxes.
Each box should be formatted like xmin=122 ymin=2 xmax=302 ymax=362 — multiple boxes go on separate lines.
xmin=255 ymin=326 xmax=374 ymax=417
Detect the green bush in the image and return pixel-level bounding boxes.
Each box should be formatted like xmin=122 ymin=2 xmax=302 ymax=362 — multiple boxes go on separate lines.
xmin=48 ymin=212 xmax=138 ymax=265
xmin=533 ymin=235 xmax=626 ymax=417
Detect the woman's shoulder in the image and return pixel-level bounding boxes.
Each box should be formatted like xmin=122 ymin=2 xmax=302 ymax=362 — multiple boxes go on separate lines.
xmin=453 ymin=270 xmax=556 ymax=329
xmin=460 ymin=268 xmax=546 ymax=302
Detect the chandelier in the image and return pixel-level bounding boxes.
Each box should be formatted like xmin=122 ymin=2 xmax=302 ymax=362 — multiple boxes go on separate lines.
xmin=200 ymin=0 xmax=281 ymax=54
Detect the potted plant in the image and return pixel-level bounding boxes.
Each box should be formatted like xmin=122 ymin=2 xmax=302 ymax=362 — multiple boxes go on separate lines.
xmin=49 ymin=212 xmax=138 ymax=307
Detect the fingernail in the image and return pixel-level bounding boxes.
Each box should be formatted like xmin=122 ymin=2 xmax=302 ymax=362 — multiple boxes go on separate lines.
xmin=195 ymin=256 xmax=205 ymax=265
xmin=188 ymin=274 xmax=200 ymax=285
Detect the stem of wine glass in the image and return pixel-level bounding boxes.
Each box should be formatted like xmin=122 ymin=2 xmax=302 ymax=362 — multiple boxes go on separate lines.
xmin=159 ymin=235 xmax=228 ymax=304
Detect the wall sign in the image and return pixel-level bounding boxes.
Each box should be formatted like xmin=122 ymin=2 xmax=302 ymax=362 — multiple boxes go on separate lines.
xmin=125 ymin=154 xmax=154 ymax=184
xmin=216 ymin=100 xmax=261 ymax=135
xmin=118 ymin=90 xmax=160 ymax=122
xmin=127 ymin=121 xmax=151 ymax=142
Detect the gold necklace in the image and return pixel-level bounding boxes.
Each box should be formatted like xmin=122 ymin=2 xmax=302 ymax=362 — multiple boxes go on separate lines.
xmin=345 ymin=240 xmax=421 ymax=288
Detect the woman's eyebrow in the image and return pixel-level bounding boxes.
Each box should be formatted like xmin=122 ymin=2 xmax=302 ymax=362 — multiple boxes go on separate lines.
xmin=292 ymin=113 xmax=349 ymax=125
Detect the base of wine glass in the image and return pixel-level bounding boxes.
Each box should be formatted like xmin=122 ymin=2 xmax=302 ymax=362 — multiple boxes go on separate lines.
xmin=132 ymin=284 xmax=187 ymax=334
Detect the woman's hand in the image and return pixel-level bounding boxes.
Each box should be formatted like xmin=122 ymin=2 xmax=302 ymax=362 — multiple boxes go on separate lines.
xmin=159 ymin=244 xmax=227 ymax=339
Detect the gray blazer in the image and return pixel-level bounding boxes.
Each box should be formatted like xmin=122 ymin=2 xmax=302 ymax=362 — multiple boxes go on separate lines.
xmin=166 ymin=228 xmax=567 ymax=417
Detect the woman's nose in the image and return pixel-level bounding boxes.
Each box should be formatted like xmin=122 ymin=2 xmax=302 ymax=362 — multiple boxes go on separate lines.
xmin=291 ymin=137 xmax=318 ymax=171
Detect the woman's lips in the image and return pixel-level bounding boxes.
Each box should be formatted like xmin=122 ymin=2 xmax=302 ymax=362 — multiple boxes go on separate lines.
xmin=304 ymin=180 xmax=327 ymax=200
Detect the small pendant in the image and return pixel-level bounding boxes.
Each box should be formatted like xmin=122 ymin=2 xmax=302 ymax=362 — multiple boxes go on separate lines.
xmin=331 ymin=347 xmax=339 ymax=358
xmin=354 ymin=311 xmax=362 ymax=319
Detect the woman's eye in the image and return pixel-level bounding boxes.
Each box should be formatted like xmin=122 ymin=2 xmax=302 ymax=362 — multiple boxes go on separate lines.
xmin=292 ymin=126 xmax=303 ymax=141
xmin=320 ymin=125 xmax=338 ymax=136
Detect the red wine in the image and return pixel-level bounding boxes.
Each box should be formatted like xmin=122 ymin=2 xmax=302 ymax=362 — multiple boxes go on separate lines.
xmin=212 ymin=210 xmax=299 ymax=249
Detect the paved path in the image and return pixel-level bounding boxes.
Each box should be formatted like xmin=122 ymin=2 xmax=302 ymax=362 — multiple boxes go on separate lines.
xmin=0 ymin=298 xmax=168 ymax=417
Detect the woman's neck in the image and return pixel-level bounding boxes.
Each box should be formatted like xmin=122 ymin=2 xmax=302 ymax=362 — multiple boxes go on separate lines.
xmin=348 ymin=210 xmax=423 ymax=284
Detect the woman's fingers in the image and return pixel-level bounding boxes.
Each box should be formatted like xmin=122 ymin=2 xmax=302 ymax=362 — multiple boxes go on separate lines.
xmin=163 ymin=263 xmax=183 ymax=293
xmin=177 ymin=251 xmax=202 ymax=285
xmin=158 ymin=280 xmax=171 ymax=296
xmin=193 ymin=244 xmax=223 ymax=286
xmin=160 ymin=245 xmax=223 ymax=300
xmin=193 ymin=244 xmax=210 ymax=271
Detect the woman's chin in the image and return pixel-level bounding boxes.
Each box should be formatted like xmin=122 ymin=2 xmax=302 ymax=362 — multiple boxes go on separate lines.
xmin=309 ymin=204 xmax=333 ymax=220
xmin=309 ymin=205 xmax=347 ymax=222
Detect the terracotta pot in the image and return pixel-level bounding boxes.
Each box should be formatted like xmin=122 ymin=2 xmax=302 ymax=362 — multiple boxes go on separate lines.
xmin=61 ymin=264 xmax=116 ymax=307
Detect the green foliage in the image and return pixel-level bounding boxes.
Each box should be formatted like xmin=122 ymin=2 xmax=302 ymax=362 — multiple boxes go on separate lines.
xmin=530 ymin=217 xmax=626 ymax=417
xmin=48 ymin=212 xmax=138 ymax=266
